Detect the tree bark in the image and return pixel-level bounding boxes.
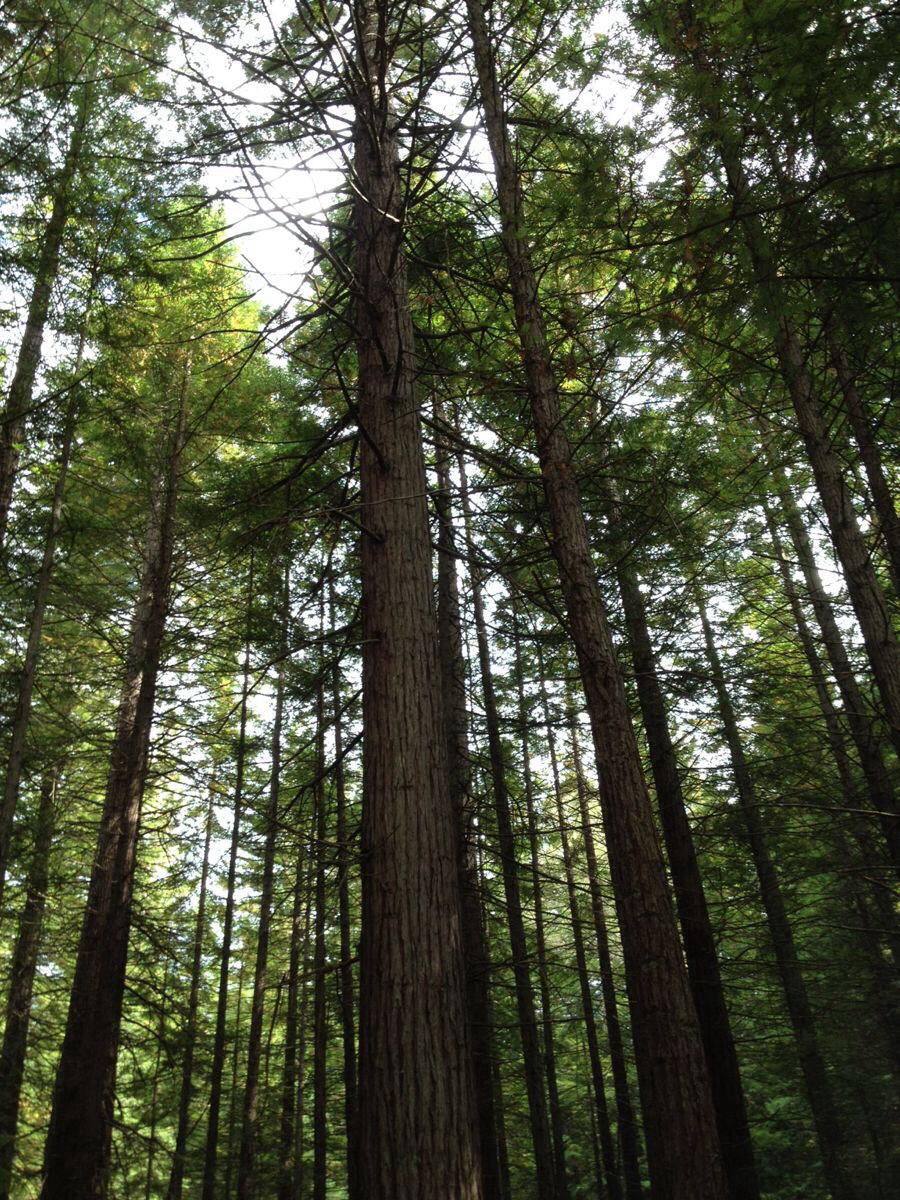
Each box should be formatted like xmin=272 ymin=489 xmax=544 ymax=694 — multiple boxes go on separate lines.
xmin=165 ymin=783 xmax=215 ymax=1200
xmin=351 ymin=1 xmax=481 ymax=1193
xmin=41 ymin=373 xmax=187 ymax=1199
xmin=696 ymin=586 xmax=853 ymax=1200
xmin=0 ymin=770 xmax=57 ymax=1200
xmin=464 ymin=5 xmax=726 ymax=1194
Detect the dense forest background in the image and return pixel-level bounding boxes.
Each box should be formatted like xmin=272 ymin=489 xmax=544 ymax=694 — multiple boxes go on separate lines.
xmin=0 ymin=0 xmax=897 ymax=1197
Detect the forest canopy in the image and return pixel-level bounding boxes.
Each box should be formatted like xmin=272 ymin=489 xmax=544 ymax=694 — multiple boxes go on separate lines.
xmin=0 ymin=0 xmax=897 ymax=1197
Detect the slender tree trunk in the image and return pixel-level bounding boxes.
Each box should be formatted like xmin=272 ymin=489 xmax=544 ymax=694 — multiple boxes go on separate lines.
xmin=511 ymin=621 xmax=570 ymax=1200
xmin=144 ymin=959 xmax=169 ymax=1200
xmin=202 ymin=572 xmax=254 ymax=1200
xmin=294 ymin=851 xmax=315 ymax=1200
xmin=538 ymin=660 xmax=621 ymax=1200
xmin=0 ymin=393 xmax=77 ymax=908
xmin=0 ymin=97 xmax=87 ymax=549
xmin=566 ymin=709 xmax=644 ymax=1199
xmin=166 ymin=783 xmax=216 ymax=1200
xmin=686 ymin=45 xmax=900 ymax=753
xmin=770 ymin=468 xmax=900 ymax=873
xmin=329 ymin=579 xmax=359 ymax=1200
xmin=312 ymin=676 xmax=328 ymax=1200
xmin=351 ymin=2 xmax=481 ymax=1193
xmin=696 ymin=587 xmax=853 ymax=1200
xmin=822 ymin=315 xmax=900 ymax=594
xmin=223 ymin=957 xmax=246 ymax=1200
xmin=434 ymin=397 xmax=504 ymax=1199
xmin=464 ymin=5 xmax=726 ymax=1194
xmin=609 ymin=520 xmax=759 ymax=1200
xmin=237 ymin=574 xmax=288 ymax=1200
xmin=41 ymin=374 xmax=187 ymax=1199
xmin=0 ymin=770 xmax=57 ymax=1199
xmin=278 ymin=847 xmax=305 ymax=1200
xmin=763 ymin=500 xmax=900 ymax=945
xmin=458 ymin=456 xmax=559 ymax=1200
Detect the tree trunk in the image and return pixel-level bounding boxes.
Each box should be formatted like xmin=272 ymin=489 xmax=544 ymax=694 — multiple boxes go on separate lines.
xmin=762 ymin=500 xmax=900 ymax=951
xmin=434 ymin=397 xmax=504 ymax=1199
xmin=770 ymin=467 xmax=900 ymax=875
xmin=312 ymin=677 xmax=328 ymax=1200
xmin=223 ymin=956 xmax=246 ymax=1200
xmin=823 ymin=314 xmax=900 ymax=595
xmin=0 ymin=98 xmax=87 ymax=549
xmin=0 ymin=393 xmax=77 ymax=908
xmin=0 ymin=770 xmax=57 ymax=1200
xmin=144 ymin=959 xmax=169 ymax=1200
xmin=351 ymin=1 xmax=481 ymax=1193
xmin=538 ymin=660 xmax=621 ymax=1200
xmin=698 ymin=108 xmax=900 ymax=756
xmin=696 ymin=586 xmax=853 ymax=1200
xmin=202 ymin=573 xmax=254 ymax=1200
xmin=464 ymin=5 xmax=726 ymax=1194
xmin=609 ymin=521 xmax=759 ymax=1200
xmin=41 ymin=373 xmax=187 ymax=1199
xmin=566 ymin=708 xmax=644 ymax=1199
xmin=166 ymin=783 xmax=216 ymax=1200
xmin=277 ymin=846 xmax=305 ymax=1200
xmin=330 ymin=579 xmax=359 ymax=1200
xmin=511 ymin=623 xmax=570 ymax=1200
xmin=458 ymin=456 xmax=559 ymax=1200
xmin=237 ymin=575 xmax=288 ymax=1200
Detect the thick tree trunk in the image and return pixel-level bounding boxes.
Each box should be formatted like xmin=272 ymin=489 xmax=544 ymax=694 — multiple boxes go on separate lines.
xmin=566 ymin=710 xmax=644 ymax=1199
xmin=41 ymin=377 xmax=186 ymax=1199
xmin=0 ymin=99 xmax=87 ymax=549
xmin=0 ymin=770 xmax=56 ymax=1199
xmin=237 ymin=589 xmax=287 ymax=1200
xmin=459 ymin=457 xmax=559 ymax=1200
xmin=696 ymin=588 xmax=853 ymax=1200
xmin=202 ymin=585 xmax=253 ymax=1200
xmin=166 ymin=784 xmax=215 ymax=1200
xmin=352 ymin=2 xmax=481 ymax=1193
xmin=610 ymin=529 xmax=759 ymax=1200
xmin=434 ymin=400 xmax=504 ymax=1199
xmin=538 ymin=664 xmax=621 ymax=1200
xmin=464 ymin=5 xmax=726 ymax=1195
xmin=0 ymin=395 xmax=77 ymax=908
